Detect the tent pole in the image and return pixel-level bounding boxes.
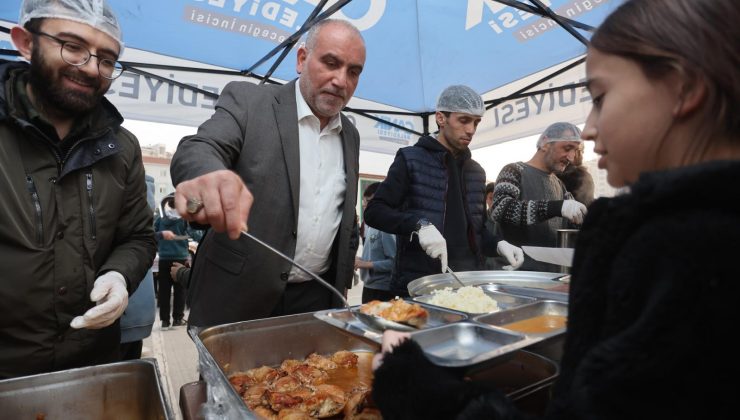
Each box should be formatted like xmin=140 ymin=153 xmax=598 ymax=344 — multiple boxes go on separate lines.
xmin=485 ymin=57 xmax=585 ymax=110
xmin=527 ymin=0 xmax=590 ymax=45
xmin=423 ymin=113 xmax=431 ymax=136
xmin=492 ymin=0 xmax=594 ymax=32
xmin=259 ymin=0 xmax=331 ymax=85
xmin=241 ymin=0 xmax=354 ymax=77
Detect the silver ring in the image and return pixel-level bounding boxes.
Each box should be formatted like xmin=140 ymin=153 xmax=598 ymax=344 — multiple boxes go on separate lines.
xmin=186 ymin=197 xmax=204 ymax=214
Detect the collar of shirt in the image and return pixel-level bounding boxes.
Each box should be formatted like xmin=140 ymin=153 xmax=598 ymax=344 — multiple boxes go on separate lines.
xmin=289 ymin=82 xmax=347 ymax=282
xmin=295 ymin=82 xmax=343 ymax=134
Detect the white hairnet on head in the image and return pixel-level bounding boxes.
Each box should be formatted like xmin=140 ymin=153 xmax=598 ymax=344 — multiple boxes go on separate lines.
xmin=537 ymin=122 xmax=582 ymax=148
xmin=19 ymin=0 xmax=124 ymax=54
xmin=436 ymin=85 xmax=485 ymax=117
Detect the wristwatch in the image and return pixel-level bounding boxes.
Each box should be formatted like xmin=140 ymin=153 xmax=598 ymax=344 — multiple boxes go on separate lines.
xmin=415 ymin=218 xmax=432 ymax=232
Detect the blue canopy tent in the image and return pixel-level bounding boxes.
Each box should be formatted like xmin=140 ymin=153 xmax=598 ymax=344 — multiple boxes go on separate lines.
xmin=0 ymin=0 xmax=622 ymax=155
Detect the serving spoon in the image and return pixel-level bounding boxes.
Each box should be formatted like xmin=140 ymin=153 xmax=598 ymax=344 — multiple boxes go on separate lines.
xmin=240 ymin=230 xmax=416 ymax=332
xmin=444 ymin=266 xmax=467 ymax=288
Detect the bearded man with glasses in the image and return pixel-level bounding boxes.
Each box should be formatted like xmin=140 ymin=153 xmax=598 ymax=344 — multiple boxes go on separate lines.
xmin=0 ymin=0 xmax=155 ymax=379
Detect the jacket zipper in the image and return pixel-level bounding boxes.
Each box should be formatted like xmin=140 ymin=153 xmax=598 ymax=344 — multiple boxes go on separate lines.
xmin=25 ymin=175 xmax=44 ymax=245
xmin=86 ymin=172 xmax=97 ymax=240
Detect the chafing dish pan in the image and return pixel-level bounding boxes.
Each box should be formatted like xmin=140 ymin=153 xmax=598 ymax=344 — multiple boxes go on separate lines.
xmin=191 ymin=313 xmax=379 ymax=419
xmin=407 ymin=270 xmax=567 ymax=297
xmin=0 ymin=359 xmax=172 ymax=419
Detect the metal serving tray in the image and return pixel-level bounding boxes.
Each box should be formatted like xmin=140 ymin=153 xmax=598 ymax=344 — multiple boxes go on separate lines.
xmin=410 ymin=322 xmax=526 ymax=367
xmin=413 ymin=289 xmax=537 ymax=315
xmin=191 ymin=312 xmax=380 ymax=420
xmin=313 ymin=301 xmax=468 ymax=342
xmin=0 ymin=359 xmax=173 ymax=419
xmin=407 ymin=270 xmax=569 ymax=297
xmin=474 ymin=301 xmax=568 ymax=338
xmin=480 ymin=284 xmax=569 ymax=303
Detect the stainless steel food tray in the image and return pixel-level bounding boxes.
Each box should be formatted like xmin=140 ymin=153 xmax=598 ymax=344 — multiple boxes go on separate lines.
xmin=480 ymin=284 xmax=569 ymax=303
xmin=193 ymin=312 xmax=565 ymax=418
xmin=379 ymin=287 xmax=567 ymax=368
xmin=413 ymin=289 xmax=538 ymax=315
xmin=474 ymin=301 xmax=569 ymax=338
xmin=407 ymin=270 xmax=568 ymax=297
xmin=191 ymin=312 xmax=380 ymax=419
xmin=410 ymin=322 xmax=526 ymax=367
xmin=313 ymin=300 xmax=468 ymax=342
xmin=0 ymin=358 xmax=173 ymax=419
xmin=315 ymin=286 xmax=568 ymax=368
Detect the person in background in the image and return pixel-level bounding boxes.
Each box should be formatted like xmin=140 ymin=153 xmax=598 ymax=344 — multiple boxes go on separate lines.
xmin=119 ymin=174 xmax=157 ymax=359
xmin=491 ymin=122 xmax=587 ymax=272
xmin=371 ymin=0 xmax=740 ymax=418
xmin=355 ymin=182 xmax=396 ymax=303
xmin=169 ymin=19 xmax=366 ymax=328
xmin=556 ymin=142 xmax=595 ymax=206
xmin=364 ymin=85 xmax=524 ymax=297
xmin=154 ymin=192 xmax=198 ymax=330
xmin=0 ymin=0 xmax=156 ymax=379
xmin=170 ymin=261 xmax=190 ymax=287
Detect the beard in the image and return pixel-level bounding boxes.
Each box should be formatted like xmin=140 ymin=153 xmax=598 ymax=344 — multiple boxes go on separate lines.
xmin=29 ymin=46 xmax=107 ymax=118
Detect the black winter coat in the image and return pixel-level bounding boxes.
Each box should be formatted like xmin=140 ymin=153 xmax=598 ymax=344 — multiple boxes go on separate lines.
xmin=364 ymin=136 xmax=498 ymax=292
xmin=373 ymin=160 xmax=740 ymax=419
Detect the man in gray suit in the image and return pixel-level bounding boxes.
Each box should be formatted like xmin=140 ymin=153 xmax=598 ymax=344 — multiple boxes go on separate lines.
xmin=170 ymin=19 xmax=366 ymax=327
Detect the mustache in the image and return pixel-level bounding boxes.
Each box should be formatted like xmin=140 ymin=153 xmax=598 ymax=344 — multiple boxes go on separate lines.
xmin=321 ymin=88 xmax=347 ymax=100
xmin=64 ymin=69 xmax=101 ymax=89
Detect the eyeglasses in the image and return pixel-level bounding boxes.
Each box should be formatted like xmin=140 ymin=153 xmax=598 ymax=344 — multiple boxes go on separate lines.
xmin=29 ymin=30 xmax=124 ymax=80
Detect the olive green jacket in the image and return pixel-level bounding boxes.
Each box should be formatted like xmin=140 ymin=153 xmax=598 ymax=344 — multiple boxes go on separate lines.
xmin=0 ymin=61 xmax=156 ymax=378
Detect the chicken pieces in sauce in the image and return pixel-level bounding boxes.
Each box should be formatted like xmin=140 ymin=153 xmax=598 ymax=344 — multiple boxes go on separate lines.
xmin=228 ymin=351 xmax=378 ymax=419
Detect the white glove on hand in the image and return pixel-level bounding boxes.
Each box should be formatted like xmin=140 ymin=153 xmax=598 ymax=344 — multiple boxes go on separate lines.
xmin=497 ymin=240 xmax=524 ymax=271
xmin=417 ymin=224 xmax=448 ymax=272
xmin=561 ymin=200 xmax=587 ymax=224
xmin=70 ymin=271 xmax=129 ymax=330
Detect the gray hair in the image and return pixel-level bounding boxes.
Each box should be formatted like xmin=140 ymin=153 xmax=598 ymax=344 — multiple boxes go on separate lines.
xmin=537 ymin=122 xmax=582 ymax=148
xmin=304 ymin=18 xmax=363 ymax=52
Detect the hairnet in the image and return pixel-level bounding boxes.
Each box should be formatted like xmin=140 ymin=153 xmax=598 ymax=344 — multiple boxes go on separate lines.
xmin=436 ymin=85 xmax=485 ymax=117
xmin=19 ymin=0 xmax=124 ymax=54
xmin=537 ymin=122 xmax=582 ymax=148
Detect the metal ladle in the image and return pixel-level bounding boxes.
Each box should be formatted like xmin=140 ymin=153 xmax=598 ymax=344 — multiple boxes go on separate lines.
xmin=444 ymin=265 xmax=467 ymax=288
xmin=240 ymin=230 xmax=416 ymax=332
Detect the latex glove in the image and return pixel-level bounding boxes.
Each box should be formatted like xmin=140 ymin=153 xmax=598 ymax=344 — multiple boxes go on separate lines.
xmin=417 ymin=224 xmax=447 ymax=272
xmin=497 ymin=240 xmax=524 ymax=270
xmin=561 ymin=199 xmax=587 ymax=224
xmin=70 ymin=271 xmax=129 ymax=329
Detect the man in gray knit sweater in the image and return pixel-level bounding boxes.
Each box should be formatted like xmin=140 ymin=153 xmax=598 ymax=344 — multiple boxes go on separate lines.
xmin=491 ymin=122 xmax=587 ymax=272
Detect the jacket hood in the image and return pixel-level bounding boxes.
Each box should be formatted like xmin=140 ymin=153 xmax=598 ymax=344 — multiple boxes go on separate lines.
xmin=415 ymin=134 xmax=473 ymax=161
xmin=0 ymin=60 xmax=30 ymax=114
xmin=160 ymin=192 xmax=176 ymax=216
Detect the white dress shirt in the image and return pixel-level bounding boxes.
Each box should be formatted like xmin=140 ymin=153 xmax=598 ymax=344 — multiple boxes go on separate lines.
xmin=289 ymin=83 xmax=346 ymax=282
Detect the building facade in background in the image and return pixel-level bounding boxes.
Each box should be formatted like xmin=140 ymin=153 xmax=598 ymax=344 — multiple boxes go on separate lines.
xmin=142 ymin=143 xmax=174 ymax=208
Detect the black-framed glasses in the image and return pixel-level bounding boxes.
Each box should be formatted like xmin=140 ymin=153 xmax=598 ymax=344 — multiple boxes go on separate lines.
xmin=29 ymin=30 xmax=124 ymax=80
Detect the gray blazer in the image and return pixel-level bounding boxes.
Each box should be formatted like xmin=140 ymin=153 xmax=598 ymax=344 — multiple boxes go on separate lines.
xmin=170 ymin=80 xmax=360 ymax=327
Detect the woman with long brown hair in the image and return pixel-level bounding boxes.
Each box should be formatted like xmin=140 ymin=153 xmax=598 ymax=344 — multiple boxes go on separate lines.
xmin=371 ymin=0 xmax=740 ymax=418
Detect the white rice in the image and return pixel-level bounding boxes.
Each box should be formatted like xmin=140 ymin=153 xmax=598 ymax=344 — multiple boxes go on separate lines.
xmin=427 ymin=286 xmax=499 ymax=313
